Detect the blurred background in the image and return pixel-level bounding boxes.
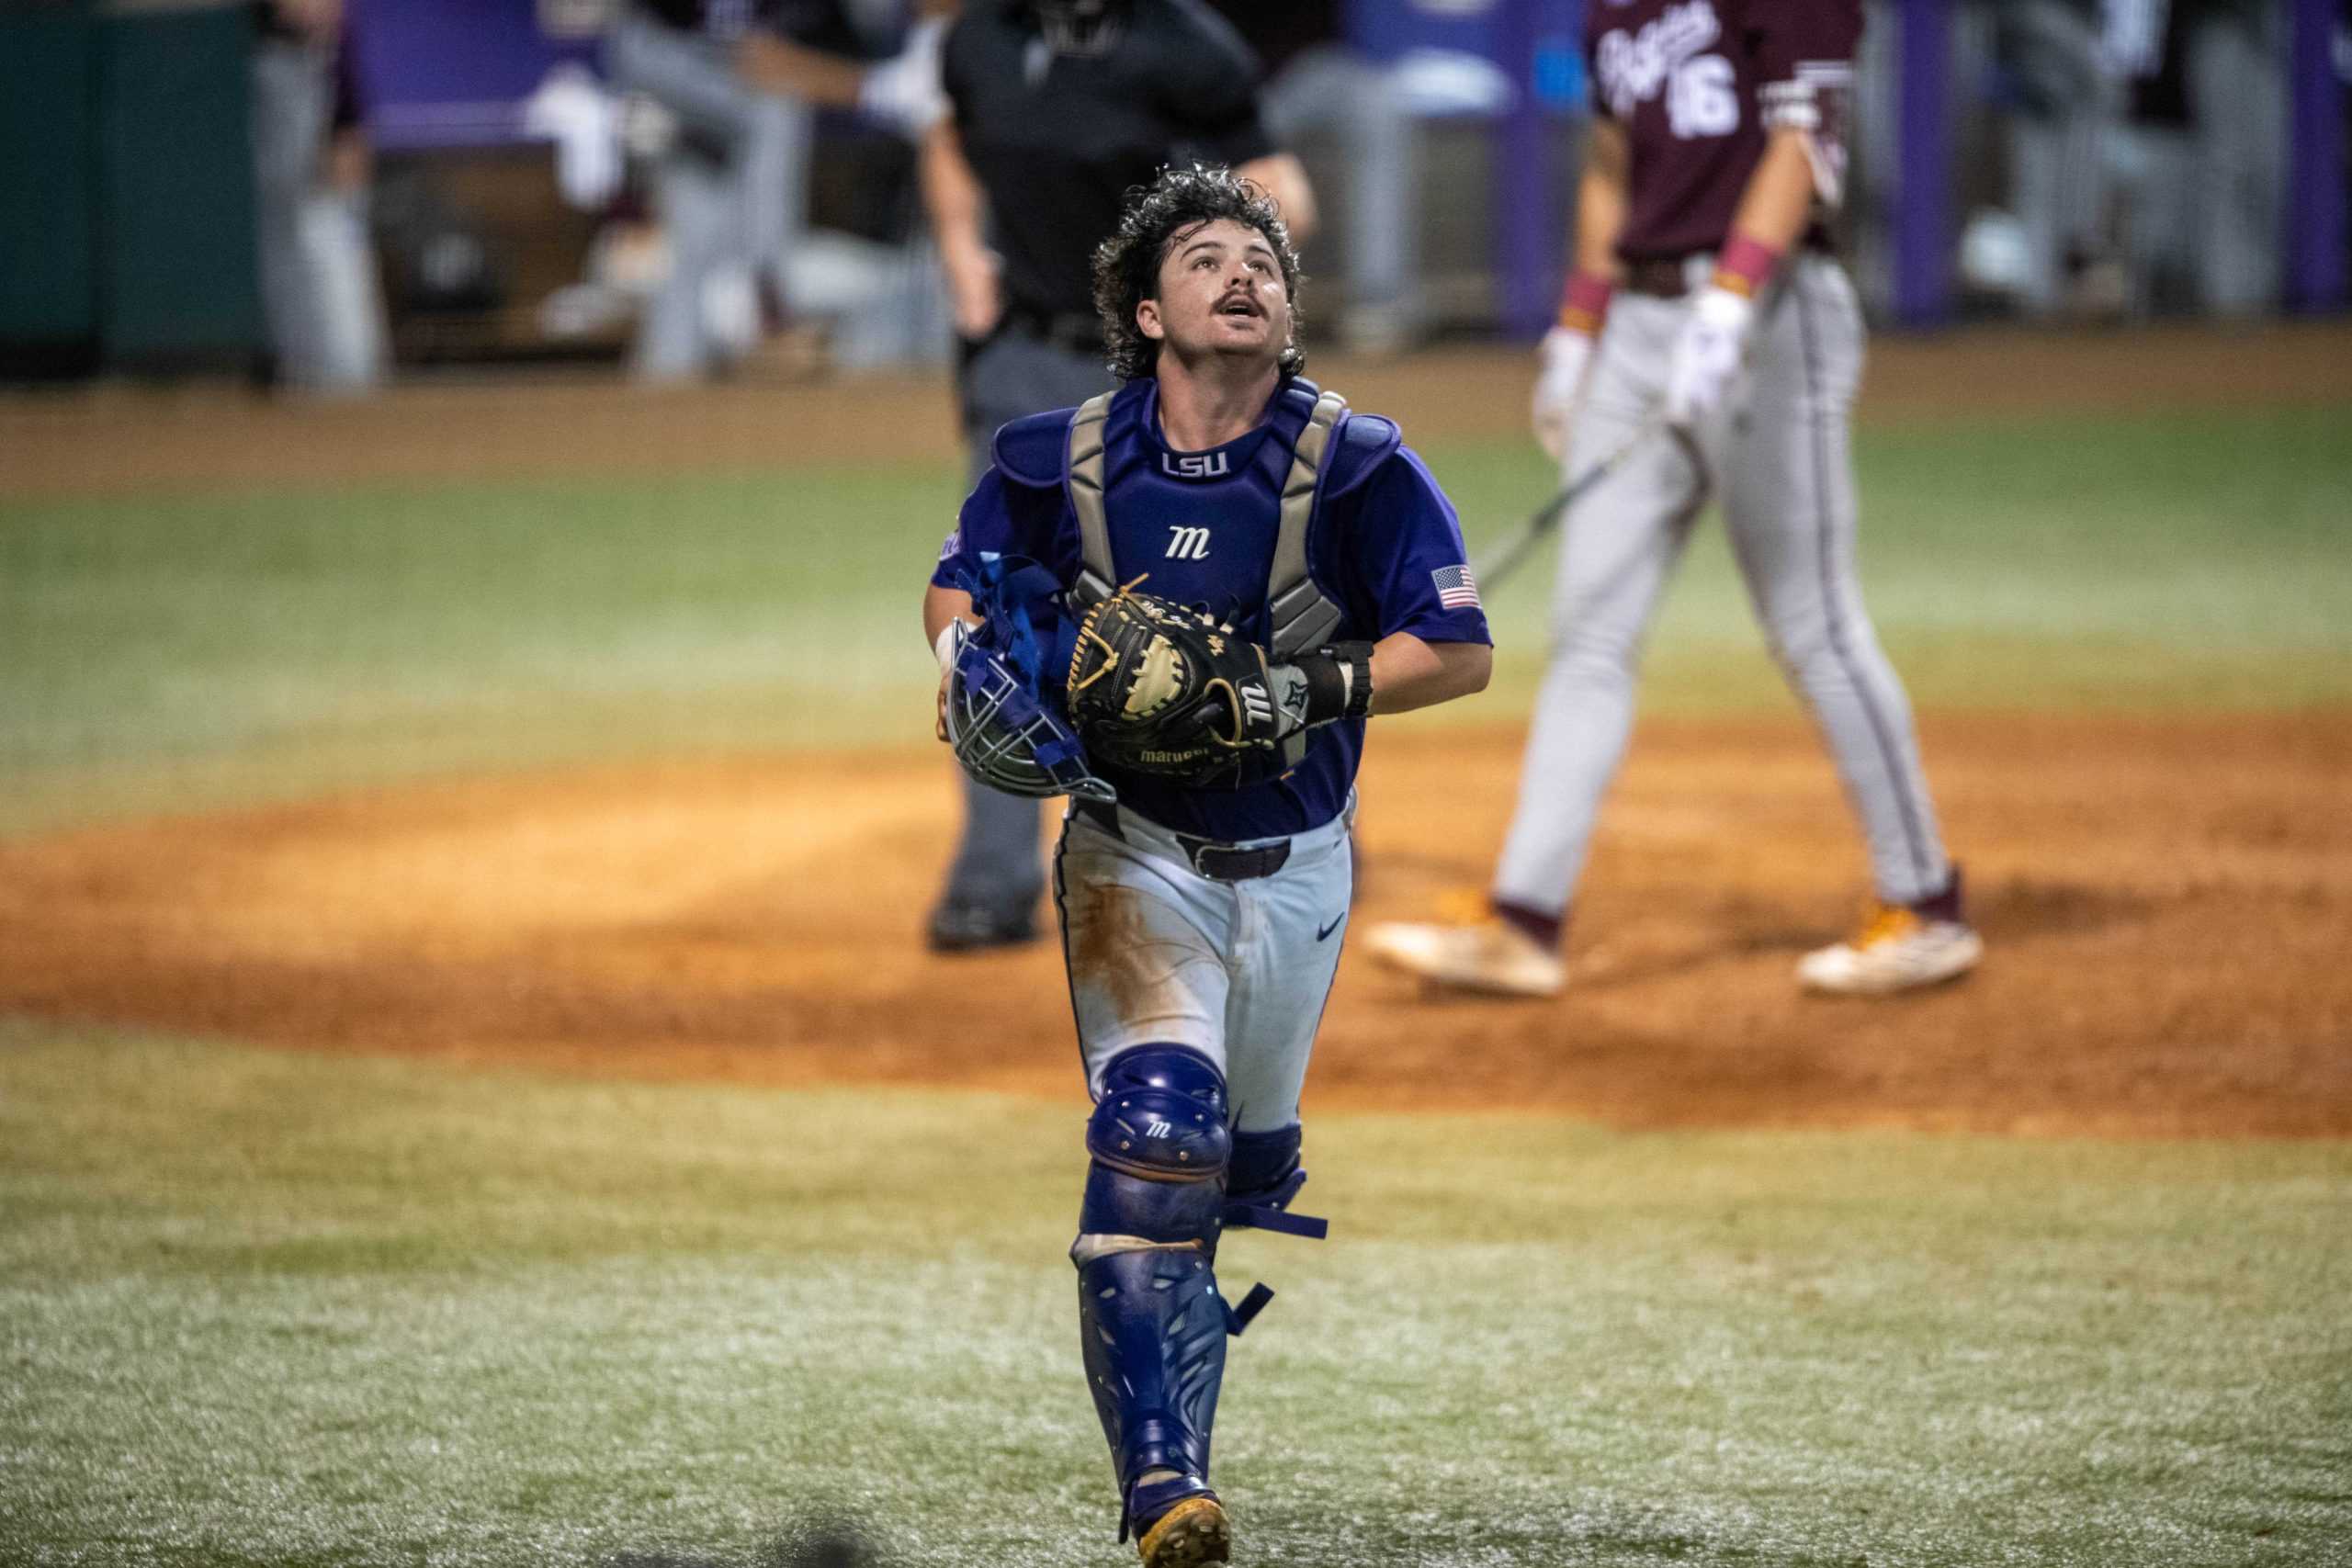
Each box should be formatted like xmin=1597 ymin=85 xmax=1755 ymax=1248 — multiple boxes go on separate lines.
xmin=0 ymin=0 xmax=2342 ymax=389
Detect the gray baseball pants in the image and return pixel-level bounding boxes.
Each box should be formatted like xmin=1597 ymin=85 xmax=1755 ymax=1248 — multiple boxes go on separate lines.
xmin=251 ymin=38 xmax=384 ymax=394
xmin=1493 ymin=254 xmax=1951 ymax=919
xmin=940 ymin=330 xmax=1118 ymax=916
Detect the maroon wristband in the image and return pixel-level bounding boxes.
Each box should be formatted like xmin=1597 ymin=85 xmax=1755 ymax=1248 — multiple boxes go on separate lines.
xmin=1713 ymin=233 xmax=1784 ymax=298
xmin=1557 ymin=271 xmax=1613 ymax=334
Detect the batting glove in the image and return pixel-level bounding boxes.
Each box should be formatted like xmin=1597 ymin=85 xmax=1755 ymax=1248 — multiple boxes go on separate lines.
xmin=1530 ymin=326 xmax=1597 ymax=463
xmin=857 ymin=16 xmax=948 ymax=138
xmin=1665 ymin=286 xmax=1753 ymax=430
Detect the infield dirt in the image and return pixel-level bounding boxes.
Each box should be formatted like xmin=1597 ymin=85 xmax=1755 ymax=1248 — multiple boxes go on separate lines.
xmin=3 ymin=711 xmax=2346 ymax=1138
xmin=4 ymin=333 xmax=2348 ymax=1139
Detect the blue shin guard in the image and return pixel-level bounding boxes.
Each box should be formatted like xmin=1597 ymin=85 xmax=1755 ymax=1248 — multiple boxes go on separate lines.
xmin=1073 ymin=1047 xmax=1235 ymax=1540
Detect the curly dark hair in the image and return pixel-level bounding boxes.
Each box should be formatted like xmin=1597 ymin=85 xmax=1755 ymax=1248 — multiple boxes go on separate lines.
xmin=1091 ymin=164 xmax=1306 ymax=382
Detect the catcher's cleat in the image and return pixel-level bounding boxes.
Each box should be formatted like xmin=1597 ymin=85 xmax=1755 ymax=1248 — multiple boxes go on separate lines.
xmin=1136 ymin=1493 xmax=1230 ymax=1567
xmin=924 ymin=898 xmax=1039 ymax=954
xmin=1797 ymin=903 xmax=1982 ymax=996
xmin=1363 ymin=899 xmax=1566 ymax=998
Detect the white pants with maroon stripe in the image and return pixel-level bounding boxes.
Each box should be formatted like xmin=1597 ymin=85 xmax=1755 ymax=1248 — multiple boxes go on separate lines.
xmin=1493 ymin=254 xmax=1951 ymax=919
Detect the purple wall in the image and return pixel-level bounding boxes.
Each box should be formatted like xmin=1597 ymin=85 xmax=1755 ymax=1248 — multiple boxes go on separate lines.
xmin=2288 ymin=0 xmax=2347 ymax=311
xmin=349 ymin=0 xmax=602 ymax=152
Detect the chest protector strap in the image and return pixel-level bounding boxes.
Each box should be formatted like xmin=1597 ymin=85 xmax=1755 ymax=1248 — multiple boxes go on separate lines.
xmin=1263 ymin=387 xmax=1350 ymax=658
xmin=1066 ymin=391 xmax=1120 ymax=608
xmin=1066 ymin=384 xmax=1351 ymax=777
xmin=1064 ymin=385 xmax=1351 ymax=663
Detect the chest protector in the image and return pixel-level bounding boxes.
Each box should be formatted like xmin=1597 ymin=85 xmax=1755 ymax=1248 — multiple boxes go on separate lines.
xmin=1063 ymin=378 xmax=1351 ymax=777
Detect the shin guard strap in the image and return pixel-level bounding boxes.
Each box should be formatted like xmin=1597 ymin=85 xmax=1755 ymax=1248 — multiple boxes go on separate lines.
xmin=1225 ymin=1282 xmax=1275 ymax=1335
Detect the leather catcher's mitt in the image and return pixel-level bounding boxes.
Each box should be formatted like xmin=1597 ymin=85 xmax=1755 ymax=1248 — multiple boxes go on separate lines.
xmin=1065 ymin=584 xmax=1276 ymax=784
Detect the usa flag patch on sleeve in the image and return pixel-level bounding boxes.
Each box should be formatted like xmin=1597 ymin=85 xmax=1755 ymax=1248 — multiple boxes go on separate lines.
xmin=937 ymin=527 xmax=961 ymax=562
xmin=1431 ymin=564 xmax=1481 ymax=610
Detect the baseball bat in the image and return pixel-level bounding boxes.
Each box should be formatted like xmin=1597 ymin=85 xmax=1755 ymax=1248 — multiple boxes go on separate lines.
xmin=1470 ymin=412 xmax=1667 ymax=593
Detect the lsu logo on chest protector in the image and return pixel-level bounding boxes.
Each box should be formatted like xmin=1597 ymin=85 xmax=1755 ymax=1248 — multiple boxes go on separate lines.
xmin=1162 ymin=452 xmax=1229 ymax=479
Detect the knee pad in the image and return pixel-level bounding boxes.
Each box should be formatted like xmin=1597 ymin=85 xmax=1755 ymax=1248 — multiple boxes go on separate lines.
xmin=1079 ymin=1047 xmax=1231 ymax=1245
xmin=1093 ymin=1045 xmax=1229 ymax=1170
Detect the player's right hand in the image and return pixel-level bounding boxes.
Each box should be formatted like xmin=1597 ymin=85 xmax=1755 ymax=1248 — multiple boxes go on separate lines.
xmin=1530 ymin=326 xmax=1596 ymax=464
xmin=948 ymin=254 xmax=1003 ymax=341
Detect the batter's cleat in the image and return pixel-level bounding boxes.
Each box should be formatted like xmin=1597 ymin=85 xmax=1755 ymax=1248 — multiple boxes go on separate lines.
xmin=923 ymin=898 xmax=1038 ymax=954
xmin=1135 ymin=1494 xmax=1230 ymax=1567
xmin=1797 ymin=903 xmax=1983 ymax=996
xmin=1363 ymin=907 xmax=1566 ymax=998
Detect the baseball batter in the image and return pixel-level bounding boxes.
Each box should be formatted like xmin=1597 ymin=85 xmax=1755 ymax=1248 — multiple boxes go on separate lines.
xmin=1368 ymin=0 xmax=1983 ymax=998
xmin=925 ymin=167 xmax=1490 ymax=1564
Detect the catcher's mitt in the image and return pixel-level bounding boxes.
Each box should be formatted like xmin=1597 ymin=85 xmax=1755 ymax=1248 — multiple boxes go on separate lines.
xmin=1065 ymin=584 xmax=1279 ymax=784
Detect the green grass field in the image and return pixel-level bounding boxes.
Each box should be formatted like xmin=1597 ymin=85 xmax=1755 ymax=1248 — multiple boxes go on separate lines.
xmin=5 ymin=1023 xmax=2347 ymax=1567
xmin=3 ymin=406 xmax=2346 ymax=834
xmin=4 ymin=393 xmax=2350 ymax=1565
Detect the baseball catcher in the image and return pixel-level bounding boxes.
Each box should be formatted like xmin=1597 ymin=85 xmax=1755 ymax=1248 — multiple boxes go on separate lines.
xmin=922 ymin=165 xmax=1490 ymax=1566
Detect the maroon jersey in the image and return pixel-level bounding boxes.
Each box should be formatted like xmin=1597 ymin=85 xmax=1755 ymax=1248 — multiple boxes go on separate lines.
xmin=1587 ymin=0 xmax=1860 ymax=262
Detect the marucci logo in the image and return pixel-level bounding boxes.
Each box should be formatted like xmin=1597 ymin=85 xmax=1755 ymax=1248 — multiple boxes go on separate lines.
xmin=1238 ymin=679 xmax=1275 ymax=729
xmin=1166 ymin=525 xmax=1212 ymax=559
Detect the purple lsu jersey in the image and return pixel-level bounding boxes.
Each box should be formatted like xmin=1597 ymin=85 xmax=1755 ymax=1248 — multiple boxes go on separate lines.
xmin=933 ymin=376 xmax=1491 ymax=842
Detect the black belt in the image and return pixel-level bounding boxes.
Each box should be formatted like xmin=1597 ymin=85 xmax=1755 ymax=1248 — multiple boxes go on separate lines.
xmin=1074 ymin=799 xmax=1293 ymax=882
xmin=1621 ymin=243 xmax=1836 ymax=299
xmin=1001 ymin=305 xmax=1106 ymax=354
xmin=1622 ymin=256 xmax=1694 ymax=299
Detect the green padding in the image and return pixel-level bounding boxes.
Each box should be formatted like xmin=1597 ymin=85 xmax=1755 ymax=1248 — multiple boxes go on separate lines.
xmin=98 ymin=6 xmax=262 ymax=358
xmin=0 ymin=6 xmax=99 ymax=344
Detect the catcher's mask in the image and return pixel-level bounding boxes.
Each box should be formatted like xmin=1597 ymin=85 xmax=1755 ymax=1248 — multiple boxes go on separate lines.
xmin=1030 ymin=0 xmax=1127 ymax=55
xmin=944 ymin=624 xmax=1116 ymax=804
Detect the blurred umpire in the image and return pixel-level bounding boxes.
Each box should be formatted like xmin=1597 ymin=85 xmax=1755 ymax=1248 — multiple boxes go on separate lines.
xmin=919 ymin=0 xmax=1316 ymax=952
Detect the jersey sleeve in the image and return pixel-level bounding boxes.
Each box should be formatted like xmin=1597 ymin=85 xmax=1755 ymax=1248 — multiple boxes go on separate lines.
xmin=1582 ymin=16 xmax=1618 ymax=122
xmin=1160 ymin=5 xmax=1279 ymax=166
xmin=930 ymin=468 xmax=1074 ymax=592
xmin=939 ymin=16 xmax=976 ymax=127
xmin=1748 ymin=0 xmax=1861 ymax=208
xmin=1336 ymin=448 xmax=1493 ymax=649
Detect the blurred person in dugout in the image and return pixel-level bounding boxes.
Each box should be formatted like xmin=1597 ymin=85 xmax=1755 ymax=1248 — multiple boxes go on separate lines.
xmin=251 ymin=0 xmax=386 ymax=395
xmin=1982 ymin=0 xmax=2126 ymax=317
xmin=606 ymin=0 xmax=956 ymax=380
xmin=1203 ymin=0 xmax=1423 ymax=355
xmin=1968 ymin=0 xmax=2283 ymax=318
xmin=2103 ymin=0 xmax=2286 ymax=316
